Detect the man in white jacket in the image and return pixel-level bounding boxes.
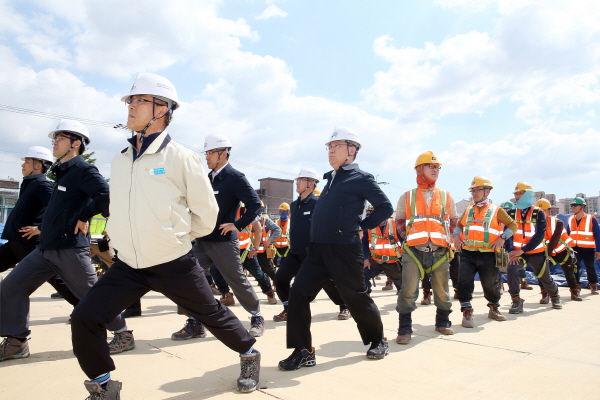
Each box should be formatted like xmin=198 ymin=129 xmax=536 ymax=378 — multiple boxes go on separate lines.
xmin=70 ymin=73 xmax=260 ymax=398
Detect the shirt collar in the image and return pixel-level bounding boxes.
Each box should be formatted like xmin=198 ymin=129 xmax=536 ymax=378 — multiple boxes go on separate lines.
xmin=211 ymin=162 xmax=229 ymax=179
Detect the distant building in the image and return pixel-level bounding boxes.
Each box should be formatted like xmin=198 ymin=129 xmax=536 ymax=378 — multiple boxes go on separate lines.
xmin=0 ymin=178 xmax=20 ymax=224
xmin=557 ymin=192 xmax=600 ymax=216
xmin=256 ymin=177 xmax=294 ymax=219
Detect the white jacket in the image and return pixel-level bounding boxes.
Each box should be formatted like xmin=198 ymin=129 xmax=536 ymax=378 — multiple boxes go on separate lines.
xmin=107 ymin=131 xmax=218 ymax=269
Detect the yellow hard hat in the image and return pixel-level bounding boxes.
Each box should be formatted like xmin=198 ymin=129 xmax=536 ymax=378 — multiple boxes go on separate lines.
xmin=536 ymin=198 xmax=551 ymax=210
xmin=414 ymin=151 xmax=441 ymax=168
xmin=279 ymin=202 xmax=290 ymax=211
xmin=313 ymin=187 xmax=322 ymax=197
xmin=469 ymin=176 xmax=493 ymax=190
xmin=514 ymin=181 xmax=533 ymax=193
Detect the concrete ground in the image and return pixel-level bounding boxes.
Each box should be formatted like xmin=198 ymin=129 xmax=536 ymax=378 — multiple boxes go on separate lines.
xmin=1 ymin=273 xmax=599 ymax=399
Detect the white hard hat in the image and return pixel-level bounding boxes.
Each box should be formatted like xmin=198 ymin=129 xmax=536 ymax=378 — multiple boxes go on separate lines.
xmin=121 ymin=72 xmax=179 ymax=110
xmin=48 ymin=119 xmax=91 ymax=145
xmin=296 ymin=167 xmax=320 ymax=183
xmin=21 ymin=146 xmax=53 ymax=163
xmin=204 ymin=134 xmax=232 ymax=152
xmin=326 ymin=126 xmax=361 ymax=150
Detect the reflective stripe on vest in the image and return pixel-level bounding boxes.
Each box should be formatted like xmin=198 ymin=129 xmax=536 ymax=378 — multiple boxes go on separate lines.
xmin=569 ymin=214 xmax=596 ymax=248
xmin=368 ymin=218 xmax=402 ymax=262
xmin=545 ymin=216 xmax=573 ymax=255
xmin=509 ymin=207 xmax=544 ymax=253
xmin=274 ymin=219 xmax=290 ymax=248
xmin=405 ymin=188 xmax=451 ymax=248
xmin=460 ymin=204 xmax=502 ymax=251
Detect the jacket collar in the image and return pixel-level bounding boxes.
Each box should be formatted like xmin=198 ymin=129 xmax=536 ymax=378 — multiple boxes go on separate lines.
xmin=121 ymin=130 xmax=171 ymax=155
xmin=324 ymin=163 xmax=359 ymax=180
xmin=56 ymin=155 xmax=83 ymax=171
xmin=210 ymin=162 xmax=233 ymax=182
xmin=299 ymin=191 xmax=316 ymax=204
xmin=23 ymin=173 xmax=46 ymax=181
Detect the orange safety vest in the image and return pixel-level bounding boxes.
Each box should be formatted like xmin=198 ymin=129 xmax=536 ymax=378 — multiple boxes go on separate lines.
xmin=405 ymin=188 xmax=451 ymax=248
xmin=509 ymin=207 xmax=544 ymax=254
xmin=236 ymin=208 xmax=252 ymax=250
xmin=459 ymin=203 xmax=503 ymax=251
xmin=254 ymin=215 xmax=270 ymax=253
xmin=274 ymin=219 xmax=289 ymax=248
xmin=544 ymin=216 xmax=574 ymax=256
xmin=568 ymin=214 xmax=596 ymax=248
xmin=368 ymin=219 xmax=403 ymax=263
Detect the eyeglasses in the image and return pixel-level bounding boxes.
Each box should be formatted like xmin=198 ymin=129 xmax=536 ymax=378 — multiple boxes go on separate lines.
xmin=51 ymin=134 xmax=71 ymax=144
xmin=570 ymin=204 xmax=582 ymax=207
xmin=469 ymin=188 xmax=484 ymax=194
xmin=423 ymin=164 xmax=441 ymax=170
xmin=124 ymin=95 xmax=168 ymax=107
xmin=204 ymin=150 xmax=221 ymax=157
xmin=296 ymin=178 xmax=310 ymax=183
xmin=326 ymin=143 xmax=349 ymax=151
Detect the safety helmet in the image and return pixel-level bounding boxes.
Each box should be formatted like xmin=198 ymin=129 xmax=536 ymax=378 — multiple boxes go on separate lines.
xmin=204 ymin=134 xmax=232 ymax=152
xmin=21 ymin=146 xmax=53 ymax=163
xmin=414 ymin=151 xmax=441 ymax=168
xmin=48 ymin=119 xmax=91 ymax=145
xmin=121 ymin=72 xmax=179 ymax=110
xmin=279 ymin=202 xmax=290 ymax=211
xmin=501 ymin=201 xmax=514 ymax=210
xmin=296 ymin=167 xmax=320 ymax=183
xmin=313 ymin=187 xmax=322 ymax=196
xmin=536 ymin=198 xmax=551 ymax=210
xmin=571 ymin=197 xmax=586 ymax=206
xmin=513 ymin=181 xmax=533 ymax=193
xmin=469 ymin=176 xmax=493 ymax=190
xmin=326 ymin=126 xmax=361 ymax=150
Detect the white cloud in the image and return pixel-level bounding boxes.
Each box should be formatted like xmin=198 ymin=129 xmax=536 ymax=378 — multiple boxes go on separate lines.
xmin=256 ymin=5 xmax=287 ymax=20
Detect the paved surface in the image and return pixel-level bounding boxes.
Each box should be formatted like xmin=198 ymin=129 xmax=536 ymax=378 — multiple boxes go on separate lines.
xmin=1 ymin=273 xmax=600 ymax=399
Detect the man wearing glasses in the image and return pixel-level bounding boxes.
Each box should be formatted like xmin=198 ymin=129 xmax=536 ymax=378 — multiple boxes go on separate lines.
xmin=70 ymin=73 xmax=261 ymax=398
xmin=567 ymin=197 xmax=600 ymax=295
xmin=395 ymin=151 xmax=457 ymax=345
xmin=0 ymin=120 xmax=126 ymax=363
xmin=453 ymin=176 xmax=517 ymax=327
xmin=280 ymin=127 xmax=393 ymax=371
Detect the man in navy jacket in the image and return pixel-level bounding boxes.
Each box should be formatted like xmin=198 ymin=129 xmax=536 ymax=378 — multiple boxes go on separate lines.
xmin=279 ymin=127 xmax=393 ymax=371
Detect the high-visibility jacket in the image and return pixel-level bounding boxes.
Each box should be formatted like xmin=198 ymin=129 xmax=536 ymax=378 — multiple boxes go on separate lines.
xmin=544 ymin=215 xmax=573 ymax=255
xmin=568 ymin=214 xmax=596 ymax=248
xmin=255 ymin=215 xmax=270 ymax=253
xmin=405 ymin=188 xmax=451 ymax=248
xmin=460 ymin=204 xmax=503 ymax=251
xmin=509 ymin=207 xmax=544 ymax=254
xmin=89 ymin=214 xmax=108 ymax=240
xmin=236 ymin=208 xmax=252 ymax=250
xmin=274 ymin=219 xmax=289 ymax=248
xmin=368 ymin=218 xmax=402 ymax=263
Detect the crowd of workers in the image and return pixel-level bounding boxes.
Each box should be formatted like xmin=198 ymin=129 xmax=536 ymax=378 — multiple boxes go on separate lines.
xmin=0 ymin=72 xmax=599 ymax=400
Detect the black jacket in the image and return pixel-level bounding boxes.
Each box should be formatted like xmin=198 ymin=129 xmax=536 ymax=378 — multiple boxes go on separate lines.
xmin=289 ymin=192 xmax=317 ymax=255
xmin=39 ymin=156 xmax=110 ymax=250
xmin=1 ymin=174 xmax=53 ymax=243
xmin=200 ymin=163 xmax=261 ymax=242
xmin=310 ymin=163 xmax=393 ymax=244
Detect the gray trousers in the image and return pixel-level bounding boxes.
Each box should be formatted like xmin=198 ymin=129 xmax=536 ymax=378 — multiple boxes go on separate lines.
xmin=190 ymin=240 xmax=260 ymax=315
xmin=0 ymin=247 xmax=125 ymax=337
xmin=507 ymin=253 xmax=558 ymax=297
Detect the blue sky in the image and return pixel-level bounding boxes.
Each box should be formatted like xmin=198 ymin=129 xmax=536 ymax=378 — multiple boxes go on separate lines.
xmin=0 ymin=0 xmax=599 ymax=208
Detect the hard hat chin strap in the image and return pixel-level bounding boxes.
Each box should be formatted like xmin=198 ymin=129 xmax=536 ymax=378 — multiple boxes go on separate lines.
xmin=135 ymin=101 xmax=172 ymax=143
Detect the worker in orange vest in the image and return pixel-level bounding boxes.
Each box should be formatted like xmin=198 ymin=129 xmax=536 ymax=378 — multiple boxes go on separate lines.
xmin=567 ymin=197 xmax=600 ymax=294
xmin=254 ymin=200 xmax=282 ymax=283
xmin=505 ymin=182 xmax=562 ymax=314
xmin=395 ymin=151 xmax=457 ymax=345
xmin=454 ymin=176 xmax=517 ymax=327
xmin=274 ymin=203 xmax=290 ymax=266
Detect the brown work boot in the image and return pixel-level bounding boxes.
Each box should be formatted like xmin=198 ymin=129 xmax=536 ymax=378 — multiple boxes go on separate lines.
xmin=108 ymin=330 xmax=135 ymax=354
xmin=210 ymin=283 xmax=220 ymax=295
xmin=521 ymin=280 xmax=533 ymax=290
xmin=570 ymin=287 xmax=583 ymax=301
xmin=396 ymin=334 xmax=411 ymax=345
xmin=265 ymin=290 xmax=278 ymax=305
xmin=488 ymin=305 xmax=507 ymax=321
xmin=0 ymin=337 xmax=29 ymax=361
xmin=461 ymin=307 xmax=474 ymax=328
xmin=435 ymin=326 xmax=454 ymax=335
xmin=420 ymin=290 xmax=432 ymax=305
xmin=221 ymin=292 xmax=235 ymax=306
xmin=382 ymin=279 xmax=394 ymax=291
xmin=539 ymin=288 xmax=550 ymax=304
xmin=590 ymin=283 xmax=599 ymax=295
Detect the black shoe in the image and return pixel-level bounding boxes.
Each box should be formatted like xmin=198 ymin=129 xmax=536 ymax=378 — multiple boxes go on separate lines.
xmin=249 ymin=315 xmax=265 ymax=337
xmin=237 ymin=349 xmax=260 ymax=393
xmin=278 ymin=347 xmax=316 ymax=371
xmin=171 ymin=318 xmax=207 ymax=340
xmin=366 ymin=338 xmax=389 ymax=360
xmin=121 ymin=308 xmax=142 ymax=318
xmin=50 ymin=292 xmax=63 ymax=299
xmin=273 ymin=309 xmax=287 ymax=322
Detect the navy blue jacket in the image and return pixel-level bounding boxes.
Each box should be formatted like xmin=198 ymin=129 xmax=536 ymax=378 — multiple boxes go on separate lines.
xmin=200 ymin=163 xmax=261 ymax=242
xmin=289 ymin=192 xmax=317 ymax=255
xmin=1 ymin=174 xmax=53 ymax=243
xmin=310 ymin=163 xmax=393 ymax=244
xmin=39 ymin=156 xmax=110 ymax=250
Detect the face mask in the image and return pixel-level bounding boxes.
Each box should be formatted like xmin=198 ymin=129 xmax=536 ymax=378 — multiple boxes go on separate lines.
xmin=279 ymin=210 xmax=289 ymax=221
xmin=515 ymin=190 xmax=534 ymax=210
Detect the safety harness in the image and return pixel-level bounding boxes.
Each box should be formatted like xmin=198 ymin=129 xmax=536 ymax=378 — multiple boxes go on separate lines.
xmin=369 ymin=219 xmax=402 ymax=262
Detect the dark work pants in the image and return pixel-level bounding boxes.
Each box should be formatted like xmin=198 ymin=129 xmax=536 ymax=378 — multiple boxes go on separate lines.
xmin=256 ymin=252 xmax=276 ymax=281
xmin=275 ymin=252 xmax=345 ymax=305
xmin=365 ymin=259 xmax=402 ymax=293
xmin=211 ymin=250 xmax=273 ymax=294
xmin=573 ymin=247 xmax=598 ymax=284
xmin=423 ymin=252 xmax=459 ymax=290
xmin=507 ymin=253 xmax=558 ymax=296
xmin=552 ymin=250 xmax=578 ymax=289
xmin=286 ymin=243 xmax=383 ymax=349
xmin=71 ymin=251 xmax=256 ymax=379
xmin=0 ymin=240 xmax=79 ymax=306
xmin=456 ymin=250 xmax=501 ymax=307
